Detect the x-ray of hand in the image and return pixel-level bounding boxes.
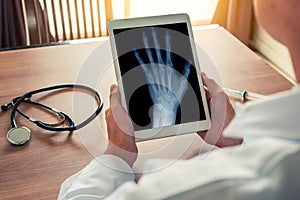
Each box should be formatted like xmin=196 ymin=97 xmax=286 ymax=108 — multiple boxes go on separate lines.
xmin=134 ymin=27 xmax=191 ymax=128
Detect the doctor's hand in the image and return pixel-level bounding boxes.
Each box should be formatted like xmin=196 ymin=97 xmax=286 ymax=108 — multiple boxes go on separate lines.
xmin=105 ymin=85 xmax=138 ymax=167
xmin=197 ymin=73 xmax=243 ymax=148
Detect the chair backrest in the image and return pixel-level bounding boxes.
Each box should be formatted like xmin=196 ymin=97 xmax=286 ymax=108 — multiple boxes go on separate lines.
xmin=23 ymin=0 xmax=113 ymax=46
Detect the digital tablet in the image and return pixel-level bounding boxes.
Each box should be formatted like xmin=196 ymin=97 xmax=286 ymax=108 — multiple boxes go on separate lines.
xmin=108 ymin=13 xmax=211 ymax=141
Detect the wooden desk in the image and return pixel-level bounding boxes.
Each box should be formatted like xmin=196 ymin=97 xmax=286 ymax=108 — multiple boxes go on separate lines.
xmin=0 ymin=26 xmax=293 ymax=199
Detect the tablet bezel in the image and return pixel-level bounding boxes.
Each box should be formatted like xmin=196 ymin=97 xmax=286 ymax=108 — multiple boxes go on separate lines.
xmin=108 ymin=13 xmax=211 ymax=141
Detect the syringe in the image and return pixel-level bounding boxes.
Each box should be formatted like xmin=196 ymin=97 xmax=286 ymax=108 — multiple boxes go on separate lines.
xmin=223 ymin=88 xmax=268 ymax=101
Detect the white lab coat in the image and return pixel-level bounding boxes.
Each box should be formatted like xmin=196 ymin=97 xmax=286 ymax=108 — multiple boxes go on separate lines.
xmin=58 ymin=86 xmax=300 ymax=200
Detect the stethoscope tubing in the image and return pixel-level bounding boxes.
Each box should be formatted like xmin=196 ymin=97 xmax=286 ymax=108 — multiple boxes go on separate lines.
xmin=9 ymin=84 xmax=103 ymax=132
xmin=10 ymin=97 xmax=66 ymax=127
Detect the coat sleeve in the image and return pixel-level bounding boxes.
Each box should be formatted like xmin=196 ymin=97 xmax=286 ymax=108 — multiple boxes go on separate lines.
xmin=58 ymin=155 xmax=135 ymax=200
xmin=103 ymin=139 xmax=300 ymax=200
xmin=58 ymin=139 xmax=300 ymax=200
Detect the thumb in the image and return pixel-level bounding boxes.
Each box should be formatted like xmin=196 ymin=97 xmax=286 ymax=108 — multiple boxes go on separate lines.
xmin=201 ymin=72 xmax=222 ymax=94
xmin=110 ymin=85 xmax=122 ymax=109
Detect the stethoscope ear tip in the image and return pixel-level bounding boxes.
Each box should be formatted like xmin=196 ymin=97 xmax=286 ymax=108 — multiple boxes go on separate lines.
xmin=7 ymin=127 xmax=31 ymax=146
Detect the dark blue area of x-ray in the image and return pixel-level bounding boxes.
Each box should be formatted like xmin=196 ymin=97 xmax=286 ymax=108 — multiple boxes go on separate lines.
xmin=113 ymin=23 xmax=206 ymax=131
xmin=128 ymin=84 xmax=152 ymax=128
xmin=113 ymin=22 xmax=189 ymax=37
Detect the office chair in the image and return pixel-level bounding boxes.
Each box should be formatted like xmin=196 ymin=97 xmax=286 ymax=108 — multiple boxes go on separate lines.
xmin=22 ymin=0 xmax=113 ymax=46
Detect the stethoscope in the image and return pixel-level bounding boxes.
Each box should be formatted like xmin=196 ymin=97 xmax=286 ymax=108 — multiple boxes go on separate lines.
xmin=1 ymin=84 xmax=103 ymax=146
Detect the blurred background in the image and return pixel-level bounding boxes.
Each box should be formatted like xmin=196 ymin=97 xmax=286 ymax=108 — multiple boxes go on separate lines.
xmin=0 ymin=0 xmax=294 ymax=82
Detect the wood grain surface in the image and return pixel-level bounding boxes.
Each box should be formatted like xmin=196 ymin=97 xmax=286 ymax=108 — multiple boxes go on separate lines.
xmin=0 ymin=27 xmax=293 ymax=200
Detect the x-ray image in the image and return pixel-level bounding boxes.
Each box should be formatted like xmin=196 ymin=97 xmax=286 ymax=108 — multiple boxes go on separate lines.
xmin=134 ymin=27 xmax=192 ymax=128
xmin=113 ymin=23 xmax=206 ymax=131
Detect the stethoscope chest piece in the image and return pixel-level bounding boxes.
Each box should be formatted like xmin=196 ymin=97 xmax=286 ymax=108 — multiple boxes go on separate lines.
xmin=7 ymin=127 xmax=31 ymax=145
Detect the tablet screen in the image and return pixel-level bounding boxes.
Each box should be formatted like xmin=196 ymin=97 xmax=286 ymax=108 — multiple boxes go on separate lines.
xmin=112 ymin=22 xmax=206 ymax=131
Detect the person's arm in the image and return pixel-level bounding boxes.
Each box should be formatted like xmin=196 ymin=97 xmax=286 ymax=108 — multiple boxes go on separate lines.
xmin=58 ymin=85 xmax=138 ymax=199
xmin=198 ymin=73 xmax=243 ymax=147
xmin=58 ymin=155 xmax=135 ymax=199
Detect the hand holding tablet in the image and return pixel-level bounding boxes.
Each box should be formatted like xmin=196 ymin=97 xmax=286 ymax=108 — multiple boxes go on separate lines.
xmin=108 ymin=14 xmax=211 ymax=141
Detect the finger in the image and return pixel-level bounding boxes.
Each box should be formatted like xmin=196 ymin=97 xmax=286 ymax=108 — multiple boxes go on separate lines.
xmin=165 ymin=31 xmax=173 ymax=68
xmin=144 ymin=29 xmax=164 ymax=87
xmin=143 ymin=31 xmax=155 ymax=64
xmin=134 ymin=48 xmax=145 ymax=65
xmin=177 ymin=78 xmax=189 ymax=102
xmin=201 ymin=72 xmax=223 ymax=94
xmin=151 ymin=27 xmax=164 ymax=64
xmin=110 ymin=85 xmax=122 ymax=109
xmin=134 ymin=48 xmax=151 ymax=75
xmin=108 ymin=85 xmax=134 ymax=135
xmin=143 ymin=31 xmax=161 ymax=85
xmin=203 ymin=85 xmax=211 ymax=102
xmin=134 ymin=48 xmax=158 ymax=92
xmin=183 ymin=61 xmax=191 ymax=80
xmin=139 ymin=32 xmax=159 ymax=90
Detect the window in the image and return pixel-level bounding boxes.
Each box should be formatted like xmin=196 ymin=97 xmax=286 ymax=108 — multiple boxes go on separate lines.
xmin=114 ymin=0 xmax=219 ymax=25
xmin=35 ymin=0 xmax=111 ymax=42
xmin=43 ymin=0 xmax=218 ymax=42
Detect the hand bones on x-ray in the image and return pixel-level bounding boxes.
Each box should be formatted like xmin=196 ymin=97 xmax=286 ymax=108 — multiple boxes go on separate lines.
xmin=134 ymin=27 xmax=191 ymax=128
